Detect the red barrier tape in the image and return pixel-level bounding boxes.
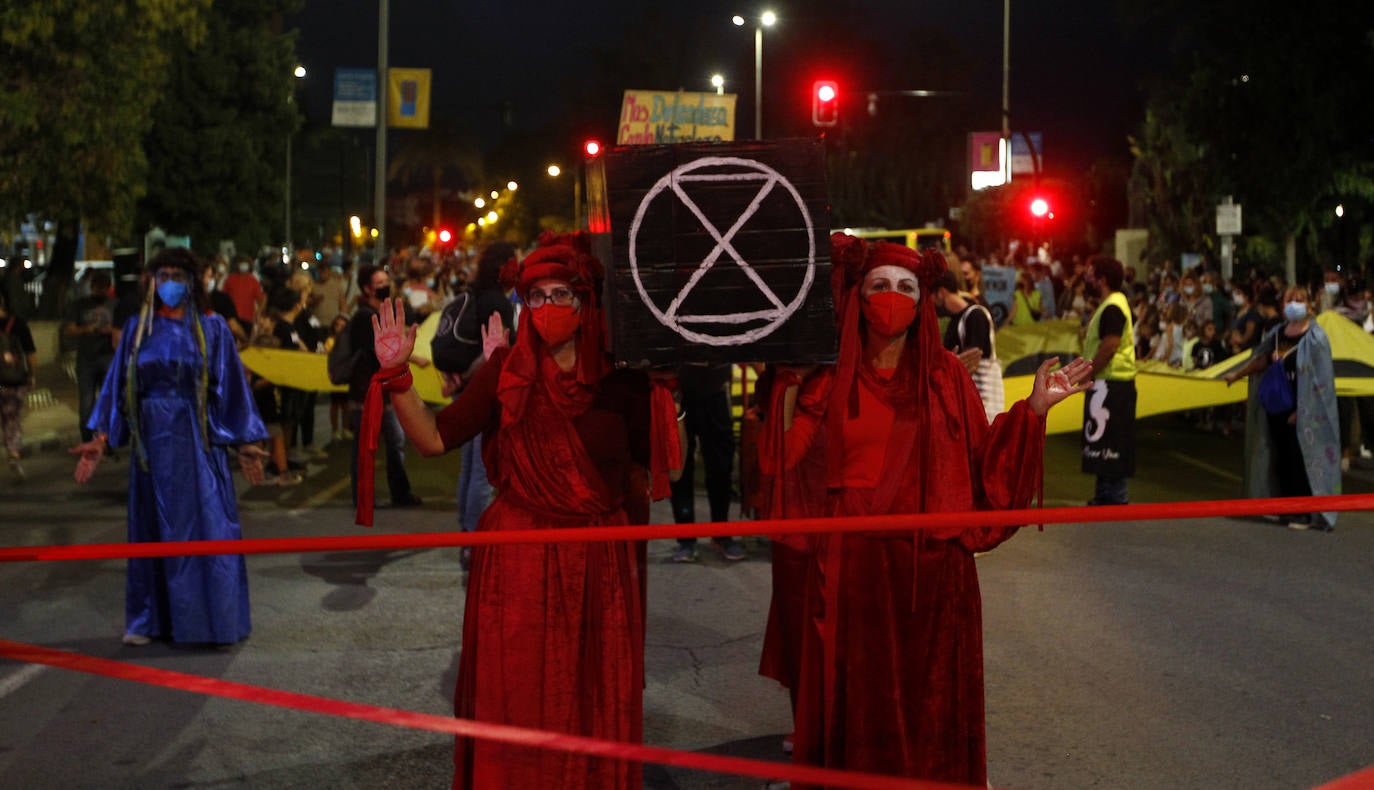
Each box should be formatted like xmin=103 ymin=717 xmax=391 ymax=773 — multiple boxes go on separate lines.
xmin=2 ymin=494 xmax=1371 ymax=563
xmin=0 ymin=639 xmax=965 ymax=790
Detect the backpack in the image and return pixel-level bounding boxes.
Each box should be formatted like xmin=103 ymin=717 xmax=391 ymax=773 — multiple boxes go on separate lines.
xmin=0 ymin=318 xmax=30 ymax=386
xmin=327 ymin=322 xmax=358 ymax=385
xmin=431 ymin=291 xmax=482 ymax=374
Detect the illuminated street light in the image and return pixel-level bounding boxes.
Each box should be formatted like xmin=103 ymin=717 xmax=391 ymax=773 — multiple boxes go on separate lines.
xmin=477 ymin=218 xmax=486 ymax=227
xmin=349 ymin=215 xmax=362 ymax=237
xmin=294 ymin=65 xmax=307 ymax=79
xmin=370 ymin=228 xmax=379 ymax=238
xmin=735 ymin=10 xmax=779 ymax=139
xmin=711 ymin=73 xmax=725 ymax=95
xmin=547 ymin=164 xmax=562 ymax=177
xmin=486 ymin=210 xmax=498 ymax=223
xmin=1336 ymin=204 xmax=1345 ymax=218
xmin=490 ymin=190 xmax=499 ymax=200
xmin=474 ymin=197 xmax=485 ymax=209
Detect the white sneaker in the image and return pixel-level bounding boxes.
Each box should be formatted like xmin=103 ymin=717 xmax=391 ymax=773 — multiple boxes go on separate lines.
xmin=122 ymin=633 xmax=151 ymax=646
xmin=1361 ymin=445 xmax=1373 ymax=460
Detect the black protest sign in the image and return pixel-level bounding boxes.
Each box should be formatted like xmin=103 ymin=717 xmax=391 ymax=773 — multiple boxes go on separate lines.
xmin=591 ymin=139 xmax=835 ymax=367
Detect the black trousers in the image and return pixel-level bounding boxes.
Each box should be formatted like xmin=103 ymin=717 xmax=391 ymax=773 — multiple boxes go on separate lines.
xmin=670 ymin=389 xmax=735 ymax=545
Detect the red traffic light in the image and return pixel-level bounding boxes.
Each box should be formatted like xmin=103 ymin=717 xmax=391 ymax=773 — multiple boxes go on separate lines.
xmin=584 ymin=140 xmax=602 ymax=157
xmin=1029 ymin=197 xmax=1050 ymax=218
xmin=438 ymin=228 xmax=453 ymax=244
xmin=812 ymin=80 xmax=839 ymax=127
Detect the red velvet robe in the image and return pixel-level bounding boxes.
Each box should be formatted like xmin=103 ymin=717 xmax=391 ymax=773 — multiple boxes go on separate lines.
xmin=782 ymin=350 xmax=1045 ymax=786
xmin=436 ymin=347 xmax=651 ymax=790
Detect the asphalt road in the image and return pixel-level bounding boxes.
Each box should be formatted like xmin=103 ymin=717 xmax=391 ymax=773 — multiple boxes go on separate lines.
xmin=1 ymin=410 xmax=1372 ymax=789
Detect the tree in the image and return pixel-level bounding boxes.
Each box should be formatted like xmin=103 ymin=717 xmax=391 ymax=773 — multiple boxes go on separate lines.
xmin=137 ymin=0 xmax=302 ymax=261
xmin=0 ymin=1 xmax=210 ymax=315
xmin=1125 ymin=0 xmax=1374 ymax=279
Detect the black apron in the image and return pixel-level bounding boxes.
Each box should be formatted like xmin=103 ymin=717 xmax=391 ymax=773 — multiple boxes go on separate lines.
xmin=1081 ymin=379 xmax=1136 ymax=477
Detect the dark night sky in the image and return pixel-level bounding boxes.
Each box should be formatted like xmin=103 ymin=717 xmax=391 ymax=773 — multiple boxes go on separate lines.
xmin=289 ymin=0 xmax=1156 ymax=177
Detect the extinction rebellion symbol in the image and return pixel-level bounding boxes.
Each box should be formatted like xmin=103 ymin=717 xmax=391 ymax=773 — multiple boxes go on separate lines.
xmin=628 ymin=156 xmax=816 ymax=346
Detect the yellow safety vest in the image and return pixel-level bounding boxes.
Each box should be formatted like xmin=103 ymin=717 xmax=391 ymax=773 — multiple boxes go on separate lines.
xmin=1084 ymin=290 xmax=1136 ymax=381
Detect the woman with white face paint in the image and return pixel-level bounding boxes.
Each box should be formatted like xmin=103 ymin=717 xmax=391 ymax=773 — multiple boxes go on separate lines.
xmin=765 ymin=235 xmax=1092 ymax=785
xmin=1225 ymin=285 xmax=1340 ymax=530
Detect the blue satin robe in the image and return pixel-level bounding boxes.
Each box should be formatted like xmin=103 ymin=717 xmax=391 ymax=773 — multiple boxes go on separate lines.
xmin=89 ymin=312 xmax=268 ymax=644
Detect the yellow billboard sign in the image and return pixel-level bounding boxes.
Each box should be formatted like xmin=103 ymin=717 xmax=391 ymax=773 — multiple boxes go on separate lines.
xmin=387 ymin=67 xmax=431 ymax=129
xmin=618 ymin=90 xmax=736 ymax=145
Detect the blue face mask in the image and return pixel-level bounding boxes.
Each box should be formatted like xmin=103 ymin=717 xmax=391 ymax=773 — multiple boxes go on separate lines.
xmin=157 ymin=280 xmax=189 ymax=308
xmin=1283 ymin=301 xmax=1308 ymax=322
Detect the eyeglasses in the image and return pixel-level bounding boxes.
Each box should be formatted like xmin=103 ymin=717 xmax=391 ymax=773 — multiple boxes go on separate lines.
xmin=526 ymin=287 xmax=577 ymax=309
xmin=154 ymin=269 xmax=190 ymax=284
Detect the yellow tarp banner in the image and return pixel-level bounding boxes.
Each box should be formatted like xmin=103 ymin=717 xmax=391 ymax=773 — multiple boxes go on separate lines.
xmin=238 ymin=313 xmax=449 ymax=405
xmin=239 ymin=311 xmax=1372 ymax=429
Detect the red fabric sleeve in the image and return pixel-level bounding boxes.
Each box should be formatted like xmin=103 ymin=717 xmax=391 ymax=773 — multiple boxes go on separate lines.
xmin=961 ymin=395 xmax=1045 ymax=553
xmin=764 ymin=369 xmax=832 ymax=474
xmin=436 ymin=347 xmax=508 ymax=452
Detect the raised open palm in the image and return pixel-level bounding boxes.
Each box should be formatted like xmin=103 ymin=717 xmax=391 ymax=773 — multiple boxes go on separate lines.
xmin=371 ymin=298 xmax=416 ymax=370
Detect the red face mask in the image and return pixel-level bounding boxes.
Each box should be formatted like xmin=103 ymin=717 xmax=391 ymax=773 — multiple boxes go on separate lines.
xmin=531 ymin=304 xmax=580 ymax=346
xmin=861 ymin=291 xmax=918 ymax=336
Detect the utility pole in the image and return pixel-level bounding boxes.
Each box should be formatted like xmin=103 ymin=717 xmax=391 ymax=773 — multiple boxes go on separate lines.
xmin=374 ymin=0 xmax=388 ymax=265
xmin=1002 ymin=0 xmax=1011 ymax=184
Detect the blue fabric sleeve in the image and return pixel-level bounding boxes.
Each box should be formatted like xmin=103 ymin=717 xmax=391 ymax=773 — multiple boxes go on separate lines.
xmin=204 ymin=314 xmax=270 ymax=446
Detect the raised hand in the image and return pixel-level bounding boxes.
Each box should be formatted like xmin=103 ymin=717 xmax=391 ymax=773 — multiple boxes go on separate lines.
xmin=371 ymin=297 xmax=416 ymax=370
xmin=480 ymin=312 xmax=509 ymax=360
xmin=956 ymin=347 xmax=983 ymax=374
xmin=69 ymin=438 xmax=105 ymax=484
xmin=237 ymin=444 xmax=270 ymax=486
xmin=1026 ymin=356 xmax=1094 ymax=417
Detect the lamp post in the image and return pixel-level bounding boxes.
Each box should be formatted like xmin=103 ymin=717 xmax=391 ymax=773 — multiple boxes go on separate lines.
xmin=286 ymin=65 xmax=306 ymax=256
xmin=734 ymin=10 xmax=776 ymax=140
xmin=711 ymin=73 xmax=725 ymax=95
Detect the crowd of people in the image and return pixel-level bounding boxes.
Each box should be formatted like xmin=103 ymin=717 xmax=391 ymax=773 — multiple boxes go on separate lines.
xmin=14 ymin=228 xmax=1361 ymax=787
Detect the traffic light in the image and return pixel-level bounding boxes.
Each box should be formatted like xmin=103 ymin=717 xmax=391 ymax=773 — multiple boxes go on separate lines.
xmin=584 ymin=139 xmax=602 ymax=158
xmin=812 ymin=80 xmax=838 ymax=127
xmin=437 ymin=228 xmax=453 ymax=244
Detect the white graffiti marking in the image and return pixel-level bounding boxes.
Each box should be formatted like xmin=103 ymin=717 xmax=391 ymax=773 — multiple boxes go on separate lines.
xmin=628 ymin=156 xmax=816 ymax=346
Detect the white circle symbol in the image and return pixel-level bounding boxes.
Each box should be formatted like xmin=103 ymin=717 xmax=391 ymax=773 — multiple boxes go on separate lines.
xmin=628 ymin=156 xmax=816 ymax=346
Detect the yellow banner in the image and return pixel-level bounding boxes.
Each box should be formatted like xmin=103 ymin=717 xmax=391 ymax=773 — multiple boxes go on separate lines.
xmin=239 ymin=313 xmax=448 ymax=405
xmin=387 ymin=68 xmax=431 ymax=129
xmin=618 ymin=90 xmax=737 ymax=145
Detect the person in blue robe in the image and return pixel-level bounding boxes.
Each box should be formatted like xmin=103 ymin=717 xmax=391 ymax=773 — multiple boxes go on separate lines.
xmin=73 ymin=248 xmax=270 ymax=645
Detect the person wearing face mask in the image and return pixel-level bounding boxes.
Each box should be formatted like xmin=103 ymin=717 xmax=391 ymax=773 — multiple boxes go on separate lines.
xmin=769 ymin=236 xmax=1092 ymax=785
xmin=220 ymin=254 xmax=265 ymax=326
xmin=70 ymin=248 xmax=271 ymax=645
xmin=1080 ymin=255 xmax=1137 ymax=506
xmin=345 ymin=265 xmax=422 ymax=508
xmin=1229 ymin=284 xmax=1263 ymax=354
xmin=1179 ymin=273 xmax=1213 ymax=327
xmin=1224 ymin=286 xmax=1339 ymax=530
xmin=366 ymin=231 xmax=679 ymax=789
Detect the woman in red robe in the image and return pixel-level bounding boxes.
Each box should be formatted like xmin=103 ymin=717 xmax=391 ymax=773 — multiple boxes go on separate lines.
xmin=774 ymin=235 xmax=1091 ymax=785
xmin=370 ymin=233 xmax=671 ymax=790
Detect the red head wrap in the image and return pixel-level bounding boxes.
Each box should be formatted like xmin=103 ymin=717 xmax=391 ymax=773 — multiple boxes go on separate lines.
xmin=496 ymin=231 xmax=609 ymax=430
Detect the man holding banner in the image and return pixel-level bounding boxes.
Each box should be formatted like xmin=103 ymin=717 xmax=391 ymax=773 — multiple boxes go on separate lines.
xmin=1081 ymin=255 xmax=1137 ymax=505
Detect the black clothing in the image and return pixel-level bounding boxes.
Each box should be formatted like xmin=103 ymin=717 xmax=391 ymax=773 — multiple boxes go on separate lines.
xmin=65 ymin=296 xmax=118 ymax=363
xmin=1098 ymin=305 xmax=1126 ymax=338
xmin=1191 ymin=338 xmax=1226 ymax=370
xmin=208 ymin=290 xmax=239 ymax=326
xmin=347 ymin=305 xmax=380 ymax=402
xmin=941 ymin=304 xmax=993 ymax=356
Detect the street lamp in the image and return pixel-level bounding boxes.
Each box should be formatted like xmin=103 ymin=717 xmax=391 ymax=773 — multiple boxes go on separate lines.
xmin=711 ymin=73 xmax=725 ymax=95
xmin=734 ymin=11 xmax=776 ymax=140
xmin=285 ymin=65 xmax=306 ymax=254
xmin=474 ymin=197 xmax=485 ymax=209
xmin=547 ymin=164 xmax=561 ymax=178
xmin=507 ymin=180 xmax=518 ymax=191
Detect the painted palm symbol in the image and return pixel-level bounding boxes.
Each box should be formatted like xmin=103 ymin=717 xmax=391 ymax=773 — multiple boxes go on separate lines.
xmin=628 ymin=156 xmax=816 ymax=347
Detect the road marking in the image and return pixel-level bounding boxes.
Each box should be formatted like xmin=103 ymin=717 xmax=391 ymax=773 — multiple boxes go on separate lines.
xmin=287 ymin=476 xmax=353 ymax=517
xmin=1168 ymin=451 xmax=1242 ymax=483
xmin=0 ymin=663 xmax=45 ymax=699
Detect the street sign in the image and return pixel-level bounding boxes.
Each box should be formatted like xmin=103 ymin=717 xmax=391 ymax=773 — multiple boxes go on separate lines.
xmin=331 ymin=68 xmax=376 ymax=128
xmin=1216 ymin=203 xmax=1242 ymax=235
